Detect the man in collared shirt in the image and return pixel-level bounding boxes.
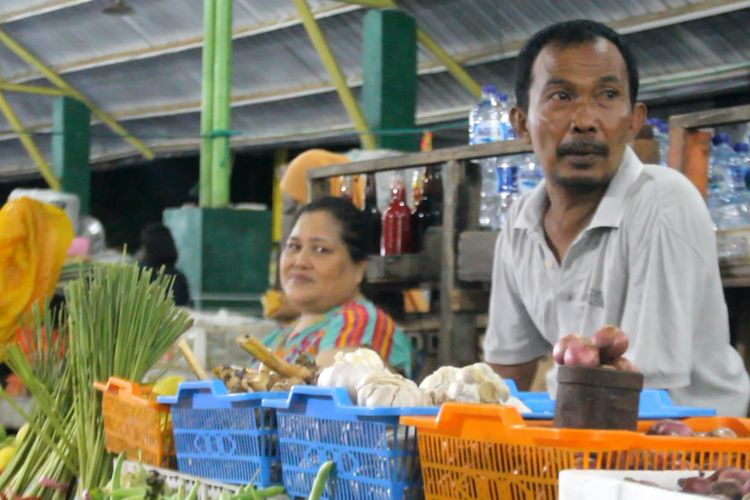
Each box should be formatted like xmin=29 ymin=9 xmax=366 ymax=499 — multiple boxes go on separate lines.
xmin=484 ymin=19 xmax=750 ymax=416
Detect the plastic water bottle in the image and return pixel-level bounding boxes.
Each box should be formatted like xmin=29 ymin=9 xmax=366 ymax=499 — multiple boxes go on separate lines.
xmin=469 ymin=85 xmax=514 ymax=228
xmin=708 ymin=134 xmax=733 ymax=197
xmin=517 ymin=153 xmax=543 ymax=195
xmin=708 ymin=134 xmax=750 ymax=229
xmin=647 ymin=118 xmax=669 ymax=166
xmin=495 ymin=157 xmax=519 ymax=230
xmin=733 ymin=142 xmax=750 ymax=190
xmin=469 ymin=85 xmax=504 ymax=146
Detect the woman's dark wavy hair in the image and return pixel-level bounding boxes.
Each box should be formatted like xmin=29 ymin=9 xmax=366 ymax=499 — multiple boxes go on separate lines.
xmin=293 ymin=196 xmax=369 ymax=263
xmin=514 ymin=19 xmax=639 ymax=111
xmin=139 ymin=223 xmax=178 ymax=267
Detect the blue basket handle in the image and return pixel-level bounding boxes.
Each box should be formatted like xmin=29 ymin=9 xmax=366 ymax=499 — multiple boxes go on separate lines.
xmin=263 ymin=385 xmax=439 ymax=417
xmin=157 ymin=379 xmax=227 ymax=405
xmin=262 ymin=385 xmax=353 ymax=410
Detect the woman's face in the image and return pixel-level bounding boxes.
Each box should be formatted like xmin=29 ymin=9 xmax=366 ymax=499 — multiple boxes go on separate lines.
xmin=280 ymin=210 xmax=366 ymax=314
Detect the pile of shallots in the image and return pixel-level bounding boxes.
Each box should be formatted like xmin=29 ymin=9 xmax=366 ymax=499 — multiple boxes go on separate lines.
xmin=553 ymin=325 xmax=638 ymax=372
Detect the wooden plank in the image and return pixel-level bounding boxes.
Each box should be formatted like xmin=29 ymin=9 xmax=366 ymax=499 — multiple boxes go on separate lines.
xmin=458 ymin=230 xmax=499 ymax=282
xmin=450 ymin=289 xmax=490 ymax=312
xmin=439 ymin=159 xmax=460 ymax=366
xmin=723 ymin=276 xmax=750 ymax=288
xmin=667 ymin=118 xmax=685 ymax=170
xmin=682 ymin=129 xmax=711 ymax=197
xmin=307 ymin=176 xmax=330 ymax=203
xmin=365 ymin=253 xmax=437 ymax=284
xmin=307 ymin=140 xmax=534 ymax=180
xmin=669 ymin=104 xmax=750 ymax=129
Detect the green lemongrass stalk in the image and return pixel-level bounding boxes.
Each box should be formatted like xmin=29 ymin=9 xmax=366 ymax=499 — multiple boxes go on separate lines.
xmin=0 ymin=302 xmax=78 ymax=498
xmin=66 ymin=263 xmax=192 ymax=494
xmin=3 ymin=347 xmax=76 ymax=458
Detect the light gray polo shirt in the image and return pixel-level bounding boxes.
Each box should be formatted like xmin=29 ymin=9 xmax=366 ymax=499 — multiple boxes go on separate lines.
xmin=484 ymin=146 xmax=750 ymax=416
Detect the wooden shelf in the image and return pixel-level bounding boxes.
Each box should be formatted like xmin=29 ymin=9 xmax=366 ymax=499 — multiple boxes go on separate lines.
xmin=723 ymin=275 xmax=750 ymax=288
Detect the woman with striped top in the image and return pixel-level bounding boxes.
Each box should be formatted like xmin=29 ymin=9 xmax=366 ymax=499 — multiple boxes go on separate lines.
xmin=262 ymin=196 xmax=412 ymax=376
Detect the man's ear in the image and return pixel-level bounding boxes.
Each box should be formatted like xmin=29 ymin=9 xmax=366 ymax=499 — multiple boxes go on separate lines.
xmin=510 ymin=106 xmax=531 ymax=143
xmin=630 ymin=102 xmax=647 ymax=139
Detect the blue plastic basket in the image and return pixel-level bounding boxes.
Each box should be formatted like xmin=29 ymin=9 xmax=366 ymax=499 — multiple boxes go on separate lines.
xmin=157 ymin=380 xmax=287 ymax=487
xmin=263 ymin=386 xmax=438 ymax=500
xmin=504 ymin=380 xmax=717 ymax=419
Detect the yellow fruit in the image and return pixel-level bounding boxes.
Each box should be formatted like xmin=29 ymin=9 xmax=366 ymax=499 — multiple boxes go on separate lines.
xmin=0 ymin=445 xmax=16 ymax=471
xmin=152 ymin=375 xmax=184 ymax=397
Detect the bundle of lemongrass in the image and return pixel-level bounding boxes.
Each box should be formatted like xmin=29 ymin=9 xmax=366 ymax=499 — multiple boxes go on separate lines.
xmin=0 ymin=263 xmax=192 ymax=498
xmin=0 ymin=304 xmax=75 ymax=500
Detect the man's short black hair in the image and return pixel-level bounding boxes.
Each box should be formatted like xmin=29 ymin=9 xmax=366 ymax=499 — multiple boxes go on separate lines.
xmin=514 ymin=19 xmax=639 ymax=111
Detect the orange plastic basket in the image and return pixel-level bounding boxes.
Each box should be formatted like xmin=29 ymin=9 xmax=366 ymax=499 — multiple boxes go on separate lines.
xmin=93 ymin=377 xmax=174 ymax=468
xmin=401 ymin=404 xmax=750 ymax=500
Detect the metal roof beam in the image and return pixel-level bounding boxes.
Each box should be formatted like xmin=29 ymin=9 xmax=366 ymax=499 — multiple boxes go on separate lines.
xmin=3 ymin=59 xmax=747 ymax=143
xmin=0 ymin=27 xmax=154 ymax=160
xmin=8 ymin=0 xmax=745 ymax=89
xmin=4 ymin=3 xmax=363 ymax=82
xmin=0 ymin=0 xmax=94 ymax=24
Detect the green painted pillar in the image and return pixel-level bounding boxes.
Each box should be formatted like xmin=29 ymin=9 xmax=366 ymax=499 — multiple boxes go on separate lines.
xmin=52 ymin=96 xmax=91 ymax=213
xmin=362 ymin=9 xmax=418 ymax=152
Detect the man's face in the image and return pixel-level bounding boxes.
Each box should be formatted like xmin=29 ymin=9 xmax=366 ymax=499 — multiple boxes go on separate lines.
xmin=511 ymin=38 xmax=646 ymax=191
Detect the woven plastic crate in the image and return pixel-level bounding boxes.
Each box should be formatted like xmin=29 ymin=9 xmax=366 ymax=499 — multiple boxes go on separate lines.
xmin=157 ymin=380 xmax=286 ymax=487
xmin=94 ymin=377 xmax=174 ymax=468
xmin=263 ymin=386 xmax=438 ymax=500
xmin=401 ymin=404 xmax=750 ymax=500
xmin=120 ymin=460 xmax=241 ymax=499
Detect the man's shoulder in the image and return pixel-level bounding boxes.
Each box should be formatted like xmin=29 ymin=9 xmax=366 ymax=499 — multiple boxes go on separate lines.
xmin=628 ymin=164 xmax=708 ymax=219
xmin=625 ymin=164 xmax=715 ymax=256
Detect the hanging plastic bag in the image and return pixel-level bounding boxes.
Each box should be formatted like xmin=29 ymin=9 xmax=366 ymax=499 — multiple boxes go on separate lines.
xmin=0 ymin=197 xmax=73 ymax=357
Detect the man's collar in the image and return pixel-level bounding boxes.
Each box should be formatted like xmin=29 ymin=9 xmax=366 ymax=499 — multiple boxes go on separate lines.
xmin=514 ymin=145 xmax=644 ymax=232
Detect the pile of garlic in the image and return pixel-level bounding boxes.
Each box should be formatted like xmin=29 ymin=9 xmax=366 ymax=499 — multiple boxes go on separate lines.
xmin=317 ymin=348 xmax=429 ymax=408
xmin=317 ymin=348 xmax=530 ymax=412
xmin=419 ymin=362 xmax=530 ymax=413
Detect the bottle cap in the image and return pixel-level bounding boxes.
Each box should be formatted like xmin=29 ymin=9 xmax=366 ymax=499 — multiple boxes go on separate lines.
xmin=713 ymin=133 xmax=731 ymax=146
xmin=481 ymin=84 xmax=497 ymax=95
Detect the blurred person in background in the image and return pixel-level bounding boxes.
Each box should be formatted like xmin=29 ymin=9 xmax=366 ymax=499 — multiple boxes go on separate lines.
xmin=136 ymin=223 xmax=191 ymax=307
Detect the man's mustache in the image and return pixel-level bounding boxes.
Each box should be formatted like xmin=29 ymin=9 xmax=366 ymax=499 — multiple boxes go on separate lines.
xmin=557 ymin=140 xmax=609 ymax=158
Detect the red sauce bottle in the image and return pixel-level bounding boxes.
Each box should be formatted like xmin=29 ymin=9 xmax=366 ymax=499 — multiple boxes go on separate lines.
xmin=381 ymin=176 xmax=412 ymax=255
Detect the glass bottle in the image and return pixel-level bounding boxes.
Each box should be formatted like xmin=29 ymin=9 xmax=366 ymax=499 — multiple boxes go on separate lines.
xmin=412 ymin=166 xmax=443 ymax=252
xmin=362 ymin=173 xmax=381 ymax=255
xmin=381 ymin=175 xmax=412 ymax=255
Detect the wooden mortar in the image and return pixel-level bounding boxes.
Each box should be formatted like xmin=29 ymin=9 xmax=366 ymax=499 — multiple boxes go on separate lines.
xmin=554 ymin=365 xmax=644 ymax=430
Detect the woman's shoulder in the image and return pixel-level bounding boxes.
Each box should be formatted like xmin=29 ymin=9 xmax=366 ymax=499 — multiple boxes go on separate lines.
xmin=335 ymin=298 xmax=396 ymax=325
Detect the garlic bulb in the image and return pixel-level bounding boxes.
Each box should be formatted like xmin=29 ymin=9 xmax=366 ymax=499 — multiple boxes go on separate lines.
xmin=419 ymin=366 xmax=460 ymax=405
xmin=317 ymin=362 xmax=380 ymax=402
xmin=454 ymin=363 xmax=510 ymax=403
xmin=356 ymin=373 xmax=430 ymax=408
xmin=333 ymin=348 xmax=385 ymax=369
xmin=504 ymin=396 xmax=532 ymax=414
xmin=445 ymin=380 xmax=482 ymax=403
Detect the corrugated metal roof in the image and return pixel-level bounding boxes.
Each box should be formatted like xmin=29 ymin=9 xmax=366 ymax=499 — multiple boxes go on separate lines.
xmin=0 ymin=0 xmax=749 ymax=178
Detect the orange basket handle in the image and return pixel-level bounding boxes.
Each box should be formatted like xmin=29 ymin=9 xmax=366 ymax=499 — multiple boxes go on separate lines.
xmin=402 ymin=403 xmax=526 ymax=435
xmin=93 ymin=377 xmax=145 ymax=397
